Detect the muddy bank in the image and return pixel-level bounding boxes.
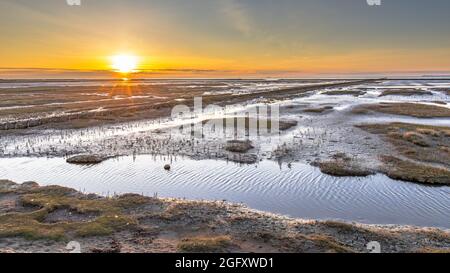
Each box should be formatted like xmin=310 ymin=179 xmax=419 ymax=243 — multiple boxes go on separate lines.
xmin=0 ymin=79 xmax=373 ymax=132
xmin=0 ymin=180 xmax=449 ymax=253
xmin=322 ymin=90 xmax=365 ymax=96
xmin=0 ymin=79 xmax=448 ymax=185
xmin=352 ymin=103 xmax=450 ymax=118
xmin=313 ymin=153 xmax=375 ymax=177
xmin=378 ymin=89 xmax=433 ymax=97
xmin=357 ymin=123 xmax=450 ymax=185
xmin=66 ymin=154 xmax=110 ymax=165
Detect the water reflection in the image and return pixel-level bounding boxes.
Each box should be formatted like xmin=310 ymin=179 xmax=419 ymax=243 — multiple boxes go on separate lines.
xmin=0 ymin=155 xmax=449 ymax=228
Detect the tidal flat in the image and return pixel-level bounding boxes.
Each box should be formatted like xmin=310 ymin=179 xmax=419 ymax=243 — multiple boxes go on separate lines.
xmin=0 ymin=78 xmax=449 ymax=252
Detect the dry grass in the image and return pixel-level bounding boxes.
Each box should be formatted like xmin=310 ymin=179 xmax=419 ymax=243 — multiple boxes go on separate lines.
xmin=177 ymin=235 xmax=232 ymax=253
xmin=66 ymin=154 xmax=107 ymax=165
xmin=321 ymin=220 xmax=369 ymax=234
xmin=304 ymin=106 xmax=334 ymax=113
xmin=318 ymin=161 xmax=374 ymax=177
xmin=381 ymin=156 xmax=450 ymax=185
xmin=322 ymin=90 xmax=365 ymax=96
xmin=436 ymin=88 xmax=450 ymax=96
xmin=431 ymin=101 xmax=447 ymax=105
xmin=401 ymin=131 xmax=431 ymax=147
xmin=305 ymin=234 xmax=354 ymax=253
xmin=416 ymin=128 xmax=442 ymax=137
xmin=358 ymin=123 xmax=450 ymax=168
xmin=352 ymin=103 xmax=450 ymax=118
xmin=317 ymin=154 xmax=374 ymax=177
xmin=225 ymin=140 xmax=254 ymax=153
xmin=358 ymin=123 xmax=450 ymax=185
xmin=279 ymin=120 xmax=299 ymax=131
xmin=0 ymin=183 xmax=149 ymax=240
xmin=416 ymin=248 xmax=450 ymax=253
xmin=379 ymin=89 xmax=432 ymax=97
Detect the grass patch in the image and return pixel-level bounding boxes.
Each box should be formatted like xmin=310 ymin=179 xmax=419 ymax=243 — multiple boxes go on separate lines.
xmin=316 ymin=154 xmax=374 ymax=177
xmin=0 ymin=180 xmax=18 ymax=194
xmin=400 ymin=131 xmax=431 ymax=147
xmin=0 ymin=182 xmax=145 ymax=240
xmin=358 ymin=123 xmax=450 ymax=185
xmin=436 ymin=88 xmax=450 ymax=96
xmin=381 ymin=156 xmax=450 ymax=185
xmin=225 ymin=140 xmax=254 ymax=153
xmin=322 ymin=90 xmax=365 ymax=96
xmin=417 ymin=248 xmax=450 ymax=253
xmin=379 ymin=89 xmax=432 ymax=97
xmin=306 ymin=234 xmax=354 ymax=253
xmin=321 ymin=221 xmax=362 ymax=233
xmin=318 ymin=161 xmax=374 ymax=177
xmin=178 ymin=235 xmax=232 ymax=253
xmin=304 ymin=106 xmax=334 ymax=113
xmin=352 ymin=103 xmax=450 ymax=118
xmin=66 ymin=154 xmax=107 ymax=165
xmin=0 ymin=210 xmax=67 ymax=240
xmin=358 ymin=123 xmax=450 ymax=168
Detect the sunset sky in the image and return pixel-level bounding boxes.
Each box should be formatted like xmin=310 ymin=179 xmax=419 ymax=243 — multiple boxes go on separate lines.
xmin=1 ymin=0 xmax=450 ymax=78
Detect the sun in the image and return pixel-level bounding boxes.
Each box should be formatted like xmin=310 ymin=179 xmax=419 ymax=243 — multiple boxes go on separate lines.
xmin=111 ymin=54 xmax=139 ymax=74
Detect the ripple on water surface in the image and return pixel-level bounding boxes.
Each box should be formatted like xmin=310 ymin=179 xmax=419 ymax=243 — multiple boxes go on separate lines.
xmin=0 ymin=155 xmax=449 ymax=228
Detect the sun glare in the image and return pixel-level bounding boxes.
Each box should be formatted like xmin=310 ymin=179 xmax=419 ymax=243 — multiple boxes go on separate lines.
xmin=111 ymin=54 xmax=139 ymax=74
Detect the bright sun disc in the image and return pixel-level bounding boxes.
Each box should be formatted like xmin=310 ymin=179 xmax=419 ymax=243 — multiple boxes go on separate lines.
xmin=111 ymin=55 xmax=139 ymax=73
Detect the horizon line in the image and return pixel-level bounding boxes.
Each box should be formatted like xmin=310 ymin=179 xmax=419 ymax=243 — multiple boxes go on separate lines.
xmin=1 ymin=67 xmax=450 ymax=80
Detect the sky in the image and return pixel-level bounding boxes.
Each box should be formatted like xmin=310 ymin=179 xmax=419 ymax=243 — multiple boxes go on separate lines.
xmin=0 ymin=0 xmax=450 ymax=78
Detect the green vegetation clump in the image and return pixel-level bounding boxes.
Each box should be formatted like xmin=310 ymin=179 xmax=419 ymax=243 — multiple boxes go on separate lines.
xmin=304 ymin=106 xmax=334 ymax=113
xmin=304 ymin=234 xmax=354 ymax=253
xmin=66 ymin=154 xmax=106 ymax=165
xmin=358 ymin=123 xmax=450 ymax=185
xmin=436 ymin=88 xmax=450 ymax=96
xmin=225 ymin=140 xmax=254 ymax=153
xmin=317 ymin=154 xmax=374 ymax=177
xmin=358 ymin=123 xmax=450 ymax=168
xmin=378 ymin=89 xmax=432 ymax=97
xmin=322 ymin=90 xmax=365 ymax=96
xmin=0 ymin=182 xmax=149 ymax=240
xmin=381 ymin=156 xmax=450 ymax=185
xmin=352 ymin=103 xmax=450 ymax=118
xmin=318 ymin=161 xmax=374 ymax=177
xmin=417 ymin=248 xmax=450 ymax=253
xmin=177 ymin=235 xmax=233 ymax=253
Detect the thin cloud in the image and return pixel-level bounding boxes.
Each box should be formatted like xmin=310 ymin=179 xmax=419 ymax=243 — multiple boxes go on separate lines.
xmin=220 ymin=0 xmax=253 ymax=36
